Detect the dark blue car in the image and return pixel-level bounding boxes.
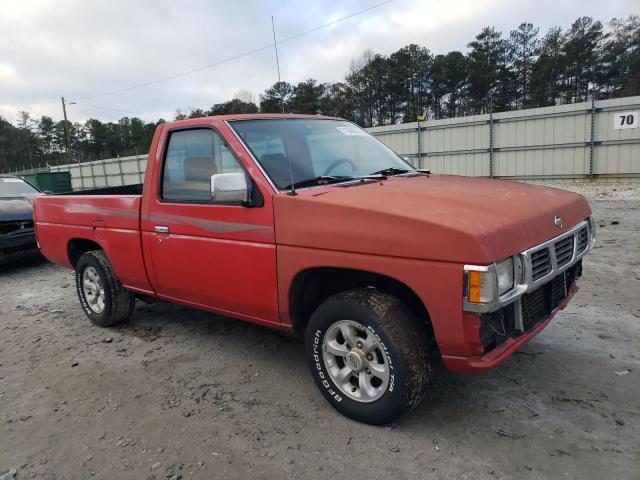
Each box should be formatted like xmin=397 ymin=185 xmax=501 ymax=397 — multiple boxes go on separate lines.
xmin=0 ymin=175 xmax=41 ymax=262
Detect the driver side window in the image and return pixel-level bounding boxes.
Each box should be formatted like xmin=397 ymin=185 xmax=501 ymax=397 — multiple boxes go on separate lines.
xmin=162 ymin=129 xmax=242 ymax=202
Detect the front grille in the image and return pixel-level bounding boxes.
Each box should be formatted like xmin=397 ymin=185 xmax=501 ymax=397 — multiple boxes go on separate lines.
xmin=554 ymin=236 xmax=574 ymax=267
xmin=576 ymin=227 xmax=588 ymax=253
xmin=550 ymin=273 xmax=567 ymax=308
xmin=526 ymin=220 xmax=591 ymax=283
xmin=523 ymin=285 xmax=548 ymax=327
xmin=0 ymin=220 xmax=34 ymax=236
xmin=480 ymin=261 xmax=582 ymax=354
xmin=531 ymin=248 xmax=552 ymax=280
xmin=523 ymin=272 xmax=569 ymax=328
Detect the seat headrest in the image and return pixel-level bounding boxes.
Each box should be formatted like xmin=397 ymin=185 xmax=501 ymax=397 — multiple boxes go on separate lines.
xmin=184 ymin=156 xmax=214 ymax=181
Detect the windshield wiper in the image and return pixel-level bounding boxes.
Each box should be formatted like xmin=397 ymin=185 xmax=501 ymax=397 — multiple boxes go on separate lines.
xmin=369 ymin=167 xmax=410 ymax=176
xmin=283 ymin=176 xmax=354 ymax=190
xmin=283 ymin=174 xmax=390 ymax=190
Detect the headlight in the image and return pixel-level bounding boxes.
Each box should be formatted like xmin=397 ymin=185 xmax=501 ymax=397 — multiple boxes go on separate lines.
xmin=465 ymin=256 xmax=517 ymax=305
xmin=495 ymin=257 xmax=514 ymax=295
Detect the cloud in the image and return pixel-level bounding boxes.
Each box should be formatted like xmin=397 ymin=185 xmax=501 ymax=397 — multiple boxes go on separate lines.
xmin=0 ymin=0 xmax=636 ymax=123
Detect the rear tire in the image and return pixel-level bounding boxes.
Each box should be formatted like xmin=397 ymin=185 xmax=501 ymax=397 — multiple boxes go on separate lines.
xmin=305 ymin=288 xmax=432 ymax=424
xmin=75 ymin=250 xmax=135 ymax=327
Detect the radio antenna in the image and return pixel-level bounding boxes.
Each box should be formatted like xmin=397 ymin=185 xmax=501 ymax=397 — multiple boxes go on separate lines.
xmin=271 ymin=16 xmax=285 ymax=115
xmin=271 ymin=15 xmax=297 ymax=195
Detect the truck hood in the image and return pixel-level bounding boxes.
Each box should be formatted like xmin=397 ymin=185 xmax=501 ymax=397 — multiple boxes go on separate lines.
xmin=273 ymin=174 xmax=592 ymax=264
xmin=0 ymin=194 xmax=37 ymax=222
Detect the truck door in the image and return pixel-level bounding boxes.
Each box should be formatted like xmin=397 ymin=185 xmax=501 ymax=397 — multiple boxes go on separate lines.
xmin=144 ymin=127 xmax=278 ymax=324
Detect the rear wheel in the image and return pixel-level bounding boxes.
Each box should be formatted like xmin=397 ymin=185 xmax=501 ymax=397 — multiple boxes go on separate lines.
xmin=75 ymin=250 xmax=135 ymax=326
xmin=305 ymin=288 xmax=433 ymax=424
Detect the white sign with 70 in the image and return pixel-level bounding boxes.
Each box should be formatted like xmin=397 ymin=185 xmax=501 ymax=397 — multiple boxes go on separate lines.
xmin=613 ymin=111 xmax=638 ymax=130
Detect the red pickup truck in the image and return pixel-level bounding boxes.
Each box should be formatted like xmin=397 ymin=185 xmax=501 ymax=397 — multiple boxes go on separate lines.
xmin=34 ymin=114 xmax=595 ymax=424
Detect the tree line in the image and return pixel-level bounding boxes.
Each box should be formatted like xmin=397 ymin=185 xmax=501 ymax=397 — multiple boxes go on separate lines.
xmin=1 ymin=15 xmax=638 ymax=172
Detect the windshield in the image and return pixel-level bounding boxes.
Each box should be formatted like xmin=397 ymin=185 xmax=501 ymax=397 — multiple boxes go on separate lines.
xmin=0 ymin=177 xmax=39 ymax=195
xmin=228 ymin=119 xmax=413 ymax=189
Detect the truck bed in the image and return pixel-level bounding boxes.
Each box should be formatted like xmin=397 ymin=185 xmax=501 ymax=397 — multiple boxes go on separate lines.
xmin=61 ymin=184 xmax=143 ymax=196
xmin=34 ymin=192 xmax=152 ymax=294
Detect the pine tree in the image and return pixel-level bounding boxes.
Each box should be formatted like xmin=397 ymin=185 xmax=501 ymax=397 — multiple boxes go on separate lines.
xmin=259 ymin=81 xmax=293 ymax=113
xmin=319 ymin=82 xmax=358 ymax=121
xmin=432 ymin=52 xmax=469 ymax=118
xmin=510 ymin=23 xmax=540 ymax=107
xmin=467 ymin=27 xmax=510 ymax=113
xmin=530 ymin=27 xmax=564 ymax=106
xmin=388 ymin=44 xmax=433 ymax=123
xmin=561 ymin=17 xmax=605 ymax=102
xmin=289 ymin=79 xmax=326 ymax=114
xmin=600 ymin=16 xmax=640 ymax=97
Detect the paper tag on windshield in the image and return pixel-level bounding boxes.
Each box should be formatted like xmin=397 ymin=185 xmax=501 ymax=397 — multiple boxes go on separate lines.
xmin=336 ymin=126 xmax=366 ymax=136
xmin=1 ymin=178 xmax=23 ymax=182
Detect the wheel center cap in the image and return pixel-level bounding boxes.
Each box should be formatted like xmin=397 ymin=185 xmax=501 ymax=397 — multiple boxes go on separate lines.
xmin=346 ymin=350 xmax=365 ymax=371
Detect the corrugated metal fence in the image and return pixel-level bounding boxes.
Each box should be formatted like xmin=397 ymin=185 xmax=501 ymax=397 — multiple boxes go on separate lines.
xmin=367 ymin=95 xmax=640 ymax=180
xmin=12 ymin=155 xmax=150 ymax=191
xmin=13 ymin=95 xmax=640 ymax=190
xmin=47 ymin=154 xmax=148 ymax=190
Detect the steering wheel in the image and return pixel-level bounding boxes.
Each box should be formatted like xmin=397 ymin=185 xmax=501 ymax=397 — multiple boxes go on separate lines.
xmin=322 ymin=158 xmax=356 ymax=176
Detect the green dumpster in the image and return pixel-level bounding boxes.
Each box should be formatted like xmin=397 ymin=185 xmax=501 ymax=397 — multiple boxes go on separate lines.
xmin=21 ymin=172 xmax=72 ymax=193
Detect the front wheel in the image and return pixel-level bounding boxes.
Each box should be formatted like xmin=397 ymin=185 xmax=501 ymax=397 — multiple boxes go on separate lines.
xmin=75 ymin=250 xmax=135 ymax=327
xmin=305 ymin=288 xmax=433 ymax=424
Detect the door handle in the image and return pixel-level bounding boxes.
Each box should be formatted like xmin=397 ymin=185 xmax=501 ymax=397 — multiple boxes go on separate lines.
xmin=154 ymin=225 xmax=169 ymax=233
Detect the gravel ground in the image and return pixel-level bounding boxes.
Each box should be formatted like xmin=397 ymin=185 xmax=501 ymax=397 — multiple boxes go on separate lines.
xmin=1 ymin=183 xmax=639 ymax=480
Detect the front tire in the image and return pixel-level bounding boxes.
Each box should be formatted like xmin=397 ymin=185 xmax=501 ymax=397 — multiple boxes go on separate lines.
xmin=75 ymin=250 xmax=135 ymax=327
xmin=305 ymin=288 xmax=432 ymax=424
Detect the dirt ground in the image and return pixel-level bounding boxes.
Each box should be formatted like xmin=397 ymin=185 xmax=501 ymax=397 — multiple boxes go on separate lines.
xmin=1 ymin=182 xmax=639 ymax=480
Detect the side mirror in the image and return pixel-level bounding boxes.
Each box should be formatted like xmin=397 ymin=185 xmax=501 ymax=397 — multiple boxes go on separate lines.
xmin=210 ymin=171 xmax=248 ymax=203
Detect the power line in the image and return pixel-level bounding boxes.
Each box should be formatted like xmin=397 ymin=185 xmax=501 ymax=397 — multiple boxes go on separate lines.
xmin=72 ymin=0 xmax=394 ymax=102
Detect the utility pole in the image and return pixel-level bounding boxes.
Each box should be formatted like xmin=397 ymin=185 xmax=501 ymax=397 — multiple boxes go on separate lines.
xmin=416 ymin=114 xmax=425 ymax=169
xmin=488 ymin=94 xmax=494 ymax=179
xmin=61 ymin=97 xmax=74 ymax=163
xmin=589 ymin=94 xmax=595 ymax=180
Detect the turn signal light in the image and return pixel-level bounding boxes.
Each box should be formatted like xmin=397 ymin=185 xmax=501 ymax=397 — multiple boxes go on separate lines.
xmin=467 ymin=270 xmax=482 ymax=303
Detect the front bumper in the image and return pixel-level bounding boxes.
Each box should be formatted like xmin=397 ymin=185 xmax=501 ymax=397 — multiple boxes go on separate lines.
xmin=443 ymin=262 xmax=581 ymax=372
xmin=0 ymin=229 xmax=37 ymax=261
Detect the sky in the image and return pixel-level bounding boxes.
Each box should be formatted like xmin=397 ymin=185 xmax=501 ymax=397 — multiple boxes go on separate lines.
xmin=0 ymin=0 xmax=637 ymax=124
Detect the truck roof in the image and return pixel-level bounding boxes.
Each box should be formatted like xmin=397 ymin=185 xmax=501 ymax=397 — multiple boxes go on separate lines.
xmin=170 ymin=113 xmax=341 ymax=124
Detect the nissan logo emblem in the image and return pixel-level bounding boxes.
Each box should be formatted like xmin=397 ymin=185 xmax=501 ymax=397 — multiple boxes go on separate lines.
xmin=554 ymin=215 xmax=563 ymax=228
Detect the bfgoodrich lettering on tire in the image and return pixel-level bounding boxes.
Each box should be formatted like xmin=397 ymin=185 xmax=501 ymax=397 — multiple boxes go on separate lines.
xmin=305 ymin=288 xmax=433 ymax=424
xmin=75 ymin=250 xmax=135 ymax=327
